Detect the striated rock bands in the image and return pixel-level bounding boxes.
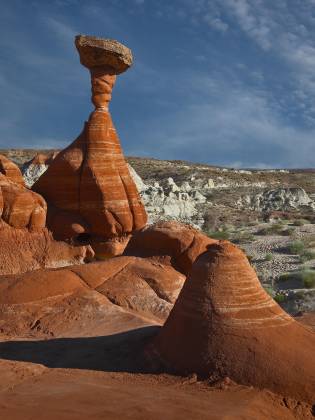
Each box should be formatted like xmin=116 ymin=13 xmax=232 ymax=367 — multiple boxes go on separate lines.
xmin=0 ymin=173 xmax=46 ymax=231
xmin=0 ymin=154 xmax=24 ymax=186
xmin=33 ymin=35 xmax=147 ymax=248
xmin=150 ymin=240 xmax=315 ymax=404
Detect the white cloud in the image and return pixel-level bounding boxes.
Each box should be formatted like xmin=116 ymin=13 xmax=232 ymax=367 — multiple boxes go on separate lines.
xmin=127 ymin=70 xmax=315 ymax=168
xmin=204 ymin=15 xmax=228 ymax=32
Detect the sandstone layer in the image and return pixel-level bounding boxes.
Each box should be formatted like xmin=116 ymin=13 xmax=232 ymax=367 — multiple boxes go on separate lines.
xmin=0 ymin=154 xmax=24 ymax=186
xmin=125 ymin=221 xmax=217 ymax=275
xmin=149 ymin=241 xmax=315 ymax=404
xmin=0 ymin=173 xmax=46 ymax=230
xmin=0 ymin=255 xmax=185 ymax=333
xmin=75 ymin=35 xmax=133 ymax=73
xmin=0 ymin=225 xmax=94 ymax=275
xmin=33 ymin=36 xmax=147 ymax=256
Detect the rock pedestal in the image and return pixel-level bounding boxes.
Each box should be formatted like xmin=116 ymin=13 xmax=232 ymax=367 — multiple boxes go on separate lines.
xmin=33 ymin=35 xmax=147 ymax=256
xmin=149 ymin=241 xmax=315 ymax=404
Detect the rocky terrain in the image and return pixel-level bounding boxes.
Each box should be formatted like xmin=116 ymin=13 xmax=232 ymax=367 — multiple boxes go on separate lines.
xmin=3 ymin=149 xmax=315 ymax=228
xmin=2 ymin=148 xmax=315 ymax=315
xmin=0 ymin=35 xmax=314 ymax=420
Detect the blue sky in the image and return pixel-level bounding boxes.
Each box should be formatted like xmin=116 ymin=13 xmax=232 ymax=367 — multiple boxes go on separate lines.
xmin=0 ymin=0 xmax=315 ymax=168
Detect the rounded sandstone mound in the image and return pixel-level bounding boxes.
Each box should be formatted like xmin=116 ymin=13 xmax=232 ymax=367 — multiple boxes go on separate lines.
xmin=75 ymin=35 xmax=133 ymax=73
xmin=149 ymin=240 xmax=315 ymax=404
xmin=0 ymin=154 xmax=24 ymax=186
xmin=125 ymin=221 xmax=217 ymax=275
xmin=0 ymin=174 xmax=46 ymax=230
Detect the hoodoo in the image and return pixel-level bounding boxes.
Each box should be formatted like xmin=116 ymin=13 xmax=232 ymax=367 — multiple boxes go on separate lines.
xmin=149 ymin=240 xmax=315 ymax=404
xmin=33 ymin=35 xmax=147 ymax=257
xmin=0 ymin=154 xmax=25 ymax=186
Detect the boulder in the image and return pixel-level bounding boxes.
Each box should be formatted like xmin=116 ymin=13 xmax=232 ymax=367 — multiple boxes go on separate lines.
xmin=0 ymin=154 xmax=24 ymax=186
xmin=0 ymin=173 xmax=46 ymax=230
xmin=125 ymin=221 xmax=216 ymax=275
xmin=75 ymin=35 xmax=133 ymax=74
xmin=149 ymin=240 xmax=315 ymax=404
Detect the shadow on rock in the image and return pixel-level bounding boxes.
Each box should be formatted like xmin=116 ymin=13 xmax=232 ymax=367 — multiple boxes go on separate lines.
xmin=0 ymin=326 xmax=160 ymax=373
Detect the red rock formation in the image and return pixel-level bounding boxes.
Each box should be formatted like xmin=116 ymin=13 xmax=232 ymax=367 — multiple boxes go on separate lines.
xmin=125 ymin=221 xmax=217 ymax=275
xmin=0 ymin=174 xmax=46 ymax=230
xmin=33 ymin=36 xmax=147 ymax=255
xmin=0 ymin=224 xmax=94 ymax=275
xmin=149 ymin=241 xmax=315 ymax=404
xmin=0 ymin=256 xmax=185 ymax=323
xmin=26 ymin=151 xmax=58 ymax=166
xmin=0 ymin=154 xmax=24 ymax=186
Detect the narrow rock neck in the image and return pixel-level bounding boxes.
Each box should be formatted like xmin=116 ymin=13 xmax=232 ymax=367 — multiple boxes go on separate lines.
xmin=89 ymin=65 xmax=117 ymax=112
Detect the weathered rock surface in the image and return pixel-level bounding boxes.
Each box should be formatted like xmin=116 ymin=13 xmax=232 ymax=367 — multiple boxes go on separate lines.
xmin=0 ymin=155 xmax=24 ymax=186
xmin=125 ymin=221 xmax=217 ymax=275
xmin=16 ymin=153 xmax=315 ymax=229
xmin=237 ymin=187 xmax=315 ymax=212
xmin=0 ymin=225 xmax=94 ymax=275
xmin=140 ymin=177 xmax=206 ymax=226
xmin=33 ymin=36 xmax=147 ymax=251
xmin=0 ymin=255 xmax=185 ymax=327
xmin=0 ymin=174 xmax=46 ymax=230
xmin=23 ymin=152 xmax=57 ymax=188
xmin=149 ymin=240 xmax=315 ymax=404
xmin=75 ymin=35 xmax=133 ymax=73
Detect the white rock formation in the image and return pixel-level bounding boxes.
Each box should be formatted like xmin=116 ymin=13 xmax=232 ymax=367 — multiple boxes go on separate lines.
xmin=23 ymin=161 xmax=50 ymax=188
xmin=236 ymin=187 xmax=315 ymax=212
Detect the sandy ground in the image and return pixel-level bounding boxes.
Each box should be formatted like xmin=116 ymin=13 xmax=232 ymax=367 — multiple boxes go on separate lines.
xmin=0 ymin=304 xmax=314 ymax=420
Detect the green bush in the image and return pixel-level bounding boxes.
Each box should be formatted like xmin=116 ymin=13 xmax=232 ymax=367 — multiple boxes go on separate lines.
xmin=278 ymin=273 xmax=290 ymax=282
xmin=207 ymin=230 xmax=230 ymax=240
xmin=288 ymin=240 xmax=305 ymax=255
xmin=274 ymin=294 xmax=286 ymax=303
xmin=292 ymin=219 xmax=306 ymax=226
xmin=299 ymin=250 xmax=315 ymax=263
xmin=278 ymin=270 xmax=315 ymax=289
xmin=281 ymin=227 xmax=295 ymax=236
xmin=302 ymin=271 xmax=315 ymax=288
xmin=264 ymin=286 xmax=274 ymax=297
xmin=232 ymin=231 xmax=255 ymax=243
xmin=257 ymin=223 xmax=293 ymax=236
xmin=265 ymin=253 xmax=273 ymax=261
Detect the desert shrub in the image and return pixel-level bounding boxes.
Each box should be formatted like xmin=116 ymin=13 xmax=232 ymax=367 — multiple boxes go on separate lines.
xmin=292 ymin=219 xmax=306 ymax=226
xmin=207 ymin=230 xmax=230 ymax=240
xmin=303 ymin=234 xmax=315 ymax=248
xmin=232 ymin=231 xmax=255 ymax=244
xmin=278 ymin=270 xmax=315 ymax=289
xmin=274 ymin=294 xmax=286 ymax=303
xmin=288 ymin=240 xmax=305 ymax=255
xmin=278 ymin=273 xmax=290 ymax=282
xmin=299 ymin=250 xmax=315 ymax=263
xmin=302 ymin=271 xmax=315 ymax=288
xmin=281 ymin=227 xmax=295 ymax=236
xmin=265 ymin=253 xmax=273 ymax=261
xmin=257 ymin=223 xmax=292 ymax=236
xmin=263 ymin=286 xmax=274 ymax=297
